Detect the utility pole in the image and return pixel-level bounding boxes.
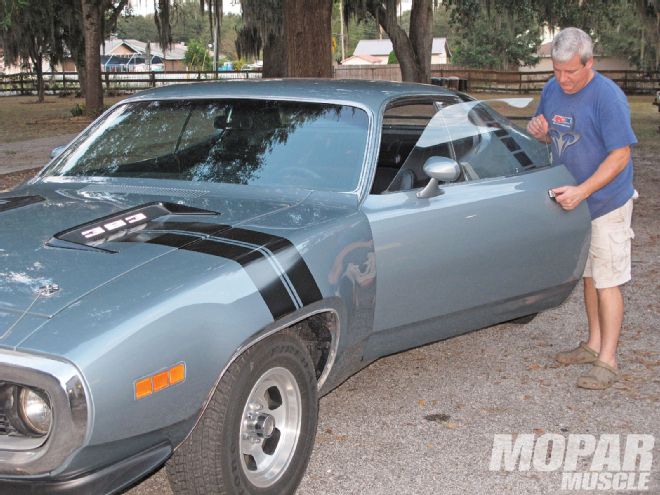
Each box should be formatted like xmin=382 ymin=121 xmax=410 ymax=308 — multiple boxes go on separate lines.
xmin=339 ymin=0 xmax=345 ymax=61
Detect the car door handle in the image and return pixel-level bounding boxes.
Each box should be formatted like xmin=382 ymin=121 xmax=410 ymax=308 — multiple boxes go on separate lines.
xmin=547 ymin=189 xmax=557 ymax=202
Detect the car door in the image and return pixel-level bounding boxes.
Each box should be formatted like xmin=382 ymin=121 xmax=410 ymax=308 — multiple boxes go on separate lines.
xmin=362 ymin=98 xmax=591 ymax=358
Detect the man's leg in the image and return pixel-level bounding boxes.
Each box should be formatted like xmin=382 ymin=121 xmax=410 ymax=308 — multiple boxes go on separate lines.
xmin=595 ymin=285 xmax=624 ymax=368
xmin=583 ymin=277 xmax=601 ymax=353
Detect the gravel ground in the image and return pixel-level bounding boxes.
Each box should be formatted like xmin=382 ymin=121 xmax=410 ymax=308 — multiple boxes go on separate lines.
xmin=1 ymin=138 xmax=658 ymax=495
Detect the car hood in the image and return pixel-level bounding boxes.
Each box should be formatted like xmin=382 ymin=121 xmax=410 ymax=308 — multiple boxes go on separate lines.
xmin=0 ymin=182 xmax=308 ymax=325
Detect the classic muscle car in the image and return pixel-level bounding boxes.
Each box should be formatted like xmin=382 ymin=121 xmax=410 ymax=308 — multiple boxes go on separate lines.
xmin=0 ymin=79 xmax=590 ymax=494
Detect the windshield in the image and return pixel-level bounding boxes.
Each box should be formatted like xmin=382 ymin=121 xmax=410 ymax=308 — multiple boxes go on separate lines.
xmin=43 ymin=99 xmax=370 ymax=192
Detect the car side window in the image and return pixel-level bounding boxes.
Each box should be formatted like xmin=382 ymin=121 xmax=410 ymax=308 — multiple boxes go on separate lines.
xmin=370 ymin=97 xmax=553 ymax=194
xmin=451 ymin=103 xmax=550 ymax=180
xmin=371 ymin=99 xmax=457 ymax=194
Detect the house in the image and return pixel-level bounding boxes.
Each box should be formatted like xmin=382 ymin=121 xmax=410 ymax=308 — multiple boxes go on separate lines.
xmin=519 ymin=41 xmax=634 ymax=72
xmin=340 ymin=54 xmax=387 ymax=66
xmin=346 ymin=37 xmax=451 ymax=65
xmin=101 ymin=38 xmax=188 ymax=72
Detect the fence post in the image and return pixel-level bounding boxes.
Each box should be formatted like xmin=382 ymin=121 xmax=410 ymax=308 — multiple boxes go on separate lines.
xmin=62 ymin=72 xmax=66 ymax=92
xmin=150 ymin=71 xmax=156 ymax=87
xmin=19 ymin=73 xmax=24 ymax=95
xmin=104 ymin=72 xmax=110 ymax=91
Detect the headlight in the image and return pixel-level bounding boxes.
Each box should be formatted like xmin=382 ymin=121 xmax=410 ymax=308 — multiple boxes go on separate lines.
xmin=18 ymin=387 xmax=52 ymax=436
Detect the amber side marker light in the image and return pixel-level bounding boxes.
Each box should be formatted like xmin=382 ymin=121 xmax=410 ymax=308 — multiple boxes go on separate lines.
xmin=134 ymin=362 xmax=186 ymax=400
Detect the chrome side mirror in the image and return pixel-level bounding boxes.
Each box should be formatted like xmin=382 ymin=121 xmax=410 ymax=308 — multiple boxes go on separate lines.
xmin=416 ymin=156 xmax=461 ymax=199
xmin=50 ymin=145 xmax=68 ymax=159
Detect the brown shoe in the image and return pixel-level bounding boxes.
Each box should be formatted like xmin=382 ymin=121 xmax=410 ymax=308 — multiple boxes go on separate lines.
xmin=555 ymin=341 xmax=599 ymax=365
xmin=577 ymin=360 xmax=619 ymax=390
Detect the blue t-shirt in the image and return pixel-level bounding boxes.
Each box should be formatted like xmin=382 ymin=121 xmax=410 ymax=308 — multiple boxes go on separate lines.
xmin=536 ymin=72 xmax=636 ymax=219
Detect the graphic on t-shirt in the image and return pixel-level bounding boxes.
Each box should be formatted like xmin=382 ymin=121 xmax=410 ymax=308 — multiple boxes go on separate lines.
xmin=549 ymin=112 xmax=580 ymax=159
xmin=551 ymin=114 xmax=573 ymax=128
xmin=549 ymin=128 xmax=581 ymax=158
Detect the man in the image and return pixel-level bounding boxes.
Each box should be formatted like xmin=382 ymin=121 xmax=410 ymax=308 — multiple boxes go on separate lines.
xmin=527 ymin=27 xmax=636 ymax=390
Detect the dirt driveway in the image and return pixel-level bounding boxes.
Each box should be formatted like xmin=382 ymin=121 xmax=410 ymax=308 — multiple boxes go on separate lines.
xmin=1 ymin=137 xmax=658 ymax=495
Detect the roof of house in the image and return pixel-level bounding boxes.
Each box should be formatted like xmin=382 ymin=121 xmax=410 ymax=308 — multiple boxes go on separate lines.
xmin=354 ymin=37 xmax=449 ymax=57
xmin=103 ymin=38 xmax=188 ymax=60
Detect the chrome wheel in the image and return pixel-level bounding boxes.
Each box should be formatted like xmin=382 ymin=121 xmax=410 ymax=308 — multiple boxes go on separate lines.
xmin=167 ymin=333 xmax=317 ymax=495
xmin=239 ymin=366 xmax=302 ymax=488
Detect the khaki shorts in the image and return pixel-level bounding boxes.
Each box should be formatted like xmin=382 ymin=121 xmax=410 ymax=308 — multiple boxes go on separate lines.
xmin=583 ymin=198 xmax=634 ymax=289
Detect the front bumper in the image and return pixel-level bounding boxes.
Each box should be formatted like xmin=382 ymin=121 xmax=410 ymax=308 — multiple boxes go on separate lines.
xmin=0 ymin=442 xmax=171 ymax=495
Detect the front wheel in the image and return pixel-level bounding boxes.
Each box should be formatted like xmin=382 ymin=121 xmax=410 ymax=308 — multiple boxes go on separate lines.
xmin=167 ymin=333 xmax=318 ymax=495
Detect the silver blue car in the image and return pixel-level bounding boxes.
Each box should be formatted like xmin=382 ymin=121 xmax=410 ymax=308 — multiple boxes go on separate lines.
xmin=0 ymin=79 xmax=590 ymax=494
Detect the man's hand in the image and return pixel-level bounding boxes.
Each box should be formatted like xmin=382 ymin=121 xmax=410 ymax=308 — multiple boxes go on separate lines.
xmin=552 ymin=185 xmax=588 ymax=211
xmin=527 ymin=114 xmax=550 ymax=143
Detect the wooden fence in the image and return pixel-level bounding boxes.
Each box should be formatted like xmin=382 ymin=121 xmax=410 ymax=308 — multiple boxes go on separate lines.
xmin=0 ymin=70 xmax=261 ymax=96
xmin=336 ymin=64 xmax=660 ymax=94
xmin=1 ymin=65 xmax=658 ymax=95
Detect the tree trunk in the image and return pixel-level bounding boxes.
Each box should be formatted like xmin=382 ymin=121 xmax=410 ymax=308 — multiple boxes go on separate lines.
xmin=71 ymin=46 xmax=87 ymax=98
xmin=372 ymin=0 xmax=433 ymax=83
xmin=263 ymin=30 xmax=288 ymax=78
xmin=81 ymin=0 xmax=103 ymax=117
xmin=34 ymin=56 xmax=45 ymax=102
xmin=408 ymin=0 xmax=433 ymax=82
xmin=283 ymin=0 xmax=333 ymax=78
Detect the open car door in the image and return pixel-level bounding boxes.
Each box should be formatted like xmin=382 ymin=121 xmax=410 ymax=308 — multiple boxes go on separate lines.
xmin=363 ymin=97 xmax=591 ymax=358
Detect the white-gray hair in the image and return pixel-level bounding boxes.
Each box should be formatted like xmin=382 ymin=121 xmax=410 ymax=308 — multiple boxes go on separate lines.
xmin=551 ymin=27 xmax=593 ymax=64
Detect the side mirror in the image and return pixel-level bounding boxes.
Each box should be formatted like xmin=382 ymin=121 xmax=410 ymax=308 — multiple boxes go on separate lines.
xmin=416 ymin=156 xmax=461 ymax=199
xmin=50 ymin=145 xmax=68 ymax=159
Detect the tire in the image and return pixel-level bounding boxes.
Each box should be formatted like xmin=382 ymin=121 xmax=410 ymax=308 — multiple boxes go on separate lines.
xmin=167 ymin=333 xmax=318 ymax=495
xmin=510 ymin=313 xmax=538 ymax=325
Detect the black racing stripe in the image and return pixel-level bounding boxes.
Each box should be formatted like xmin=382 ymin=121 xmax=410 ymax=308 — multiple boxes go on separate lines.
xmin=218 ymin=227 xmax=323 ymax=306
xmin=123 ymin=225 xmax=322 ymax=317
xmin=0 ymin=195 xmax=45 ymax=213
xmin=513 ymin=151 xmax=533 ymax=167
xmin=135 ymin=232 xmax=296 ymax=319
xmin=146 ymin=221 xmax=230 ymax=236
xmin=141 ymin=232 xmax=200 ymax=248
xmin=184 ymin=239 xmax=297 ymax=319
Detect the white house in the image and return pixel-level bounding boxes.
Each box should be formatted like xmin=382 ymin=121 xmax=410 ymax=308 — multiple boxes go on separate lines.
xmin=347 ymin=37 xmax=451 ymax=65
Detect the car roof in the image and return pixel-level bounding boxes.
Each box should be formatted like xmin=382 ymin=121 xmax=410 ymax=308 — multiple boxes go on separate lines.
xmin=123 ymin=78 xmax=457 ymax=111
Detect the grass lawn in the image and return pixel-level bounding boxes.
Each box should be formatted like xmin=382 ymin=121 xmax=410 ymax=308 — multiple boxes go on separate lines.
xmin=0 ymin=95 xmax=126 ymax=144
xmin=474 ymin=92 xmax=659 ymax=152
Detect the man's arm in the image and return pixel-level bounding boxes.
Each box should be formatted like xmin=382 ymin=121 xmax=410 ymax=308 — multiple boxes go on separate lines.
xmin=552 ymin=146 xmax=631 ymax=211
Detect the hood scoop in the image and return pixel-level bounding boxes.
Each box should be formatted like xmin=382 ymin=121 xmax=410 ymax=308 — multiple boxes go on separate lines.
xmin=0 ymin=195 xmax=45 ymax=213
xmin=47 ymin=202 xmax=224 ymax=253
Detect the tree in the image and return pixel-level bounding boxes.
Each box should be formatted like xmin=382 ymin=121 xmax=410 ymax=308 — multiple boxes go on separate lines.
xmin=0 ymin=0 xmax=64 ymax=102
xmin=345 ymin=0 xmax=435 ymax=82
xmin=237 ymin=0 xmax=334 ymax=78
xmin=184 ymin=38 xmax=212 ymax=70
xmin=444 ymin=0 xmax=541 ymax=70
xmin=79 ymin=0 xmax=127 ymax=117
xmin=597 ymin=0 xmax=659 ymax=71
xmin=155 ymin=0 xmax=223 ymax=69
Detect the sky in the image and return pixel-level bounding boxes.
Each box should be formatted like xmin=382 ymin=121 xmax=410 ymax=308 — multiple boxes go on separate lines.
xmin=127 ymin=0 xmax=242 ymax=17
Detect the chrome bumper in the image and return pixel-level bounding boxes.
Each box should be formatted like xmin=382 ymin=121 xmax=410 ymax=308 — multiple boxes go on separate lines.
xmin=0 ymin=348 xmax=89 ymax=475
